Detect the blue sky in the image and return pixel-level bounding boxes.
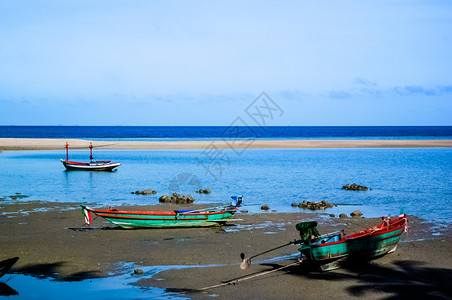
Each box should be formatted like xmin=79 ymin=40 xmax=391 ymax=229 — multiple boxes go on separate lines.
xmin=0 ymin=0 xmax=451 ymax=125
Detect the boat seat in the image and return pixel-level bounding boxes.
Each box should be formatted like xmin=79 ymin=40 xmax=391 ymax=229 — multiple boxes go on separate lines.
xmin=313 ymin=234 xmax=341 ymax=245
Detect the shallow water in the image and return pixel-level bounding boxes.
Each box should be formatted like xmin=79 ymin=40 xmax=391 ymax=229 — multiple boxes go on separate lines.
xmin=1 ymin=254 xmax=304 ymax=299
xmin=1 ymin=263 xmax=191 ymax=299
xmin=1 ymin=148 xmax=451 ymax=224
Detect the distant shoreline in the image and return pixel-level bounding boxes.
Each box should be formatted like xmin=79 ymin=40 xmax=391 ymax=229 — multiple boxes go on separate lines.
xmin=1 ymin=138 xmax=451 ymax=151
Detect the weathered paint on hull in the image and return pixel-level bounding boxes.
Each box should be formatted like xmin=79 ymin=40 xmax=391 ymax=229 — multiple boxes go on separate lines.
xmin=315 ymin=230 xmax=403 ymax=271
xmin=299 ymin=215 xmax=407 ymax=271
xmin=95 ymin=210 xmax=237 ymax=229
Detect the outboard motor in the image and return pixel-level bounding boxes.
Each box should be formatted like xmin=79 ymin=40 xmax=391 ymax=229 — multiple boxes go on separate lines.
xmin=296 ymin=221 xmax=320 ymax=245
xmin=231 ymin=195 xmax=243 ymax=207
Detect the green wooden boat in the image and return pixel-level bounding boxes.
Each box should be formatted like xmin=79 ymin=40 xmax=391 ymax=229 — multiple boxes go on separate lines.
xmin=81 ymin=196 xmax=242 ymax=229
xmin=297 ymin=214 xmax=407 ymax=271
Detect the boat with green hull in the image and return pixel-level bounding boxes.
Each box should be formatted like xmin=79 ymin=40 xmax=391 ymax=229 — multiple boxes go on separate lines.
xmin=81 ymin=196 xmax=242 ymax=229
xmin=297 ymin=214 xmax=407 ymax=271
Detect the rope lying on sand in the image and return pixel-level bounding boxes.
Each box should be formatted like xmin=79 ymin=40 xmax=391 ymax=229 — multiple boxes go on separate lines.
xmin=198 ymin=261 xmax=302 ymax=291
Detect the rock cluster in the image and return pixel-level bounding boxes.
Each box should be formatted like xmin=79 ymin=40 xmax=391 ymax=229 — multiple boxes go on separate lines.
xmin=342 ymin=183 xmax=368 ymax=191
xmin=133 ymin=190 xmax=157 ymax=195
xmin=195 ymin=189 xmax=211 ymax=194
xmin=294 ymin=200 xmax=336 ymax=211
xmin=159 ymin=193 xmax=195 ymax=204
xmin=335 ymin=211 xmax=364 ymax=218
xmin=3 ymin=193 xmax=29 ymax=200
xmin=261 ymin=204 xmax=270 ymax=210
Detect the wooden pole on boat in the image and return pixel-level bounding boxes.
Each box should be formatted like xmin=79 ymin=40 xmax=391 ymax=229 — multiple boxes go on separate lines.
xmin=65 ymin=142 xmax=69 ymax=161
xmin=89 ymin=143 xmax=93 ymax=163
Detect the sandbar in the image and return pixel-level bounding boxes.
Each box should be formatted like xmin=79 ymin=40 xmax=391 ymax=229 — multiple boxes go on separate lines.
xmin=1 ymin=138 xmax=451 ymax=151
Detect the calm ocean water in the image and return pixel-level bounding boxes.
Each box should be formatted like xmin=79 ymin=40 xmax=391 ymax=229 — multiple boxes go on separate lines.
xmin=0 ymin=126 xmax=451 ymax=140
xmin=1 ymin=147 xmax=451 ymax=224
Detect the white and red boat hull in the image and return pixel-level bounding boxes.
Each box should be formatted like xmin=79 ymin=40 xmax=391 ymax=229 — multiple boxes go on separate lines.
xmin=61 ymin=159 xmax=120 ymax=171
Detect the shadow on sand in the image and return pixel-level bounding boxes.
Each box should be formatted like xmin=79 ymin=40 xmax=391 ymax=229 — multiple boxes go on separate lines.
xmin=280 ymin=259 xmax=452 ymax=299
xmin=167 ymin=260 xmax=452 ymax=299
xmin=13 ymin=262 xmax=102 ymax=282
xmin=68 ymin=226 xmax=122 ymax=231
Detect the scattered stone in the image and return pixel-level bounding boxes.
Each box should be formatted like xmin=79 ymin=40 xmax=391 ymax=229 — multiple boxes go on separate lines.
xmin=339 ymin=213 xmax=348 ymax=218
xmin=342 ymin=183 xmax=368 ymax=191
xmin=291 ymin=203 xmax=298 ymax=207
xmin=329 ymin=214 xmax=335 ymax=218
xmin=350 ymin=210 xmax=363 ymax=217
xmin=261 ymin=204 xmax=270 ymax=210
xmin=196 ymin=189 xmax=211 ymax=194
xmin=133 ymin=269 xmax=143 ymax=275
xmin=240 ymin=210 xmax=248 ymax=213
xmin=159 ymin=193 xmax=195 ymax=204
xmin=135 ymin=190 xmax=157 ymax=195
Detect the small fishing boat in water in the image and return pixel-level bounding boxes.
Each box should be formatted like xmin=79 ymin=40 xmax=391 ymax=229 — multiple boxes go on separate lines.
xmin=297 ymin=214 xmax=408 ymax=271
xmin=61 ymin=142 xmax=120 ymax=171
xmin=81 ymin=196 xmax=242 ymax=229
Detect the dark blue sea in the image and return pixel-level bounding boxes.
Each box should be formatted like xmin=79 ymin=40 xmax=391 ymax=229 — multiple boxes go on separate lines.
xmin=1 ymin=126 xmax=451 ymax=140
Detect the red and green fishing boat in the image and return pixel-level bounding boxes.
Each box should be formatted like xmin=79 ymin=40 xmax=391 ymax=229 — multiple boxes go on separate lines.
xmin=81 ymin=196 xmax=242 ymax=229
xmin=297 ymin=214 xmax=407 ymax=271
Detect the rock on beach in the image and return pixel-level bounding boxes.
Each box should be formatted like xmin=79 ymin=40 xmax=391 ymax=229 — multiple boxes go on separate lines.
xmin=350 ymin=210 xmax=363 ymax=217
xmin=159 ymin=193 xmax=195 ymax=204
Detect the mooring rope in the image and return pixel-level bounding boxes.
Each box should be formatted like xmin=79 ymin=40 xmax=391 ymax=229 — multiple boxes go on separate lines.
xmin=198 ymin=261 xmax=301 ymax=291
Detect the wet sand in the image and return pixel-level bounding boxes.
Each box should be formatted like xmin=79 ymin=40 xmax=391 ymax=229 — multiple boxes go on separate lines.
xmin=1 ymin=138 xmax=452 ymax=151
xmin=1 ymin=201 xmax=451 ymax=299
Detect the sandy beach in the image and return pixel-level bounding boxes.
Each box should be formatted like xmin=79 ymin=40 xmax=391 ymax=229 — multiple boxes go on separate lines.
xmin=1 ymin=201 xmax=451 ymax=299
xmin=0 ymin=138 xmax=452 ymax=151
